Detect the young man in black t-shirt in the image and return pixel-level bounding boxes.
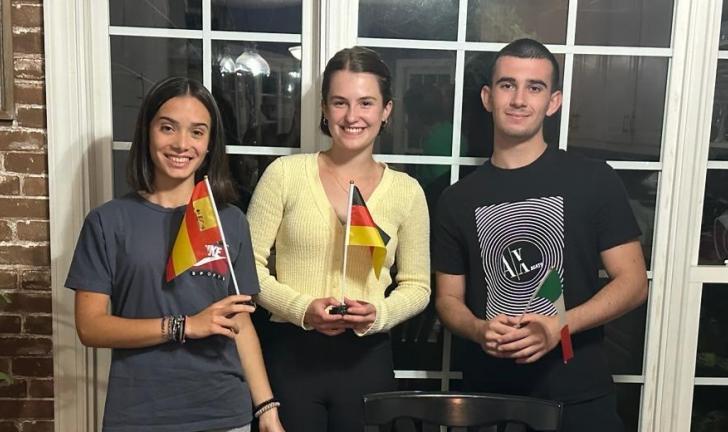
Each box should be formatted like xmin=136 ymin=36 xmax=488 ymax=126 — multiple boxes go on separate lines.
xmin=433 ymin=39 xmax=648 ymax=432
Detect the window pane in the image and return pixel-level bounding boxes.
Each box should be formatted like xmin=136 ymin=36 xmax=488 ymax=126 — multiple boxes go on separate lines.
xmin=605 ymin=278 xmax=648 ymax=375
xmin=692 ymin=386 xmax=728 ymax=431
xmin=696 ymin=284 xmax=728 ymax=378
xmin=111 ymin=36 xmax=203 ymax=142
xmin=721 ymin=2 xmax=728 ymax=48
xmin=575 ymin=0 xmax=674 ymax=47
xmin=709 ymin=61 xmax=728 ymax=160
xmin=368 ymin=48 xmax=456 ymax=156
xmin=358 ymin=0 xmax=459 ymax=41
xmin=568 ymin=55 xmax=667 ymax=161
xmin=616 ymin=384 xmax=642 ymax=432
xmin=699 ymin=170 xmax=728 ymax=265
xmin=109 ymin=0 xmax=202 ymax=29
xmin=113 ymin=150 xmax=131 ymax=199
xmin=212 ymin=41 xmax=301 ymax=148
xmin=396 ymin=379 xmax=441 ymax=391
xmin=617 ymin=170 xmax=657 ymax=270
xmin=228 ymin=154 xmax=280 ymax=213
xmin=466 ymin=0 xmax=568 ymax=44
xmin=461 ymin=51 xmax=563 ymax=158
xmin=211 ymin=0 xmax=301 ymax=34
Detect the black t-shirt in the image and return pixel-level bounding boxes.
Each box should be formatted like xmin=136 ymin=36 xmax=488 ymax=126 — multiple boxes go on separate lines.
xmin=433 ymin=148 xmax=641 ymax=402
xmin=65 ymin=193 xmax=260 ymax=432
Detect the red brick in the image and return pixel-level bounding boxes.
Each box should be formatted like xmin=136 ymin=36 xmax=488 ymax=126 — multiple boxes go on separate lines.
xmin=27 ymin=379 xmax=52 ymax=398
xmin=0 ymin=292 xmax=50 ymax=314
xmin=15 ymin=107 xmax=45 ymax=129
xmin=0 ymin=220 xmax=12 ymax=241
xmin=22 ymin=315 xmax=50 ymax=335
xmin=13 ymin=57 xmax=43 ymax=80
xmin=0 ymin=315 xmax=21 ymax=333
xmin=18 ymin=421 xmax=52 ymax=432
xmin=16 ymin=220 xmax=47 ymax=241
xmin=12 ymin=31 xmax=43 ymax=55
xmin=0 ymin=337 xmax=51 ymax=356
xmin=0 ymin=197 xmax=48 ymax=218
xmin=4 ymin=153 xmax=46 ymax=175
xmin=21 ymin=176 xmax=46 ymax=196
xmin=0 ymin=245 xmax=49 ymax=266
xmin=0 ymin=379 xmax=26 ymax=398
xmin=13 ymin=83 xmax=44 ymax=105
xmin=0 ymin=130 xmax=45 ymax=151
xmin=20 ymin=270 xmax=48 ymax=291
xmin=12 ymin=357 xmax=51 ymax=377
xmin=0 ymin=175 xmax=20 ymax=195
xmin=0 ymin=400 xmax=53 ymax=420
xmin=0 ymin=421 xmax=19 ymax=432
xmin=11 ymin=4 xmax=42 ymax=28
xmin=0 ymin=270 xmax=17 ymax=289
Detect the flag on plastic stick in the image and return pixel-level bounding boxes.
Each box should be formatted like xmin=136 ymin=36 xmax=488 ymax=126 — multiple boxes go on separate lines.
xmin=522 ymin=268 xmax=574 ymax=363
xmin=345 ymin=184 xmax=390 ymax=279
xmin=165 ymin=178 xmax=240 ymax=294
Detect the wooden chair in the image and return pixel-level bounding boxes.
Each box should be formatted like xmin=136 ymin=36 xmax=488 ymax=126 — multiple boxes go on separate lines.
xmin=363 ymin=391 xmax=562 ymax=432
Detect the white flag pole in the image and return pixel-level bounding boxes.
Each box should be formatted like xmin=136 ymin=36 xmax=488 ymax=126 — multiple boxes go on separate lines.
xmin=339 ymin=181 xmax=355 ymax=304
xmin=204 ymin=176 xmax=240 ymax=295
xmin=515 ymin=268 xmax=552 ymax=328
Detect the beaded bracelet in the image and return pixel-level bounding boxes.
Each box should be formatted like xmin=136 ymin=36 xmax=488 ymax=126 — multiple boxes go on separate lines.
xmin=163 ymin=315 xmax=187 ymax=343
xmin=253 ymin=399 xmax=280 ymax=418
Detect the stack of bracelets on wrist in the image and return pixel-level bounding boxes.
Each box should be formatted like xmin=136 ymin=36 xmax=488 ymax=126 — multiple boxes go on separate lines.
xmin=253 ymin=398 xmax=280 ymax=418
xmin=161 ymin=315 xmax=186 ymax=343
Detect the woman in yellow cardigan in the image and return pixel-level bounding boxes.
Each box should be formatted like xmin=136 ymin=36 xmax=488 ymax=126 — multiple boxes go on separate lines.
xmin=246 ymin=46 xmax=431 ymax=431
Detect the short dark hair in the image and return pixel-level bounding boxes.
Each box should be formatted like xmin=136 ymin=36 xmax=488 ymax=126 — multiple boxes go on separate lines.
xmin=127 ymin=76 xmax=238 ymax=205
xmin=489 ymin=38 xmax=560 ymax=92
xmin=320 ymin=46 xmax=392 ymax=136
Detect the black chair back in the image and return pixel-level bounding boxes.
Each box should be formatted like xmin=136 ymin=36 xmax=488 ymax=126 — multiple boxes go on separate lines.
xmin=363 ymin=391 xmax=562 ymax=432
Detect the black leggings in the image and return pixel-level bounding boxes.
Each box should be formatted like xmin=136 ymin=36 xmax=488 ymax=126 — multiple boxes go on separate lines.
xmin=262 ymin=323 xmax=396 ymax=432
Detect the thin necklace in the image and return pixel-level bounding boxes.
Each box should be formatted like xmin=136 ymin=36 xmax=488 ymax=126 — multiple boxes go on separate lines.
xmin=321 ymin=153 xmax=372 ymax=194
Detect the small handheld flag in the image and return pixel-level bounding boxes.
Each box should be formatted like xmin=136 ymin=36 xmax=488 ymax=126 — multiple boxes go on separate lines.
xmin=345 ymin=184 xmax=390 ymax=279
xmin=519 ymin=268 xmax=574 ymax=363
xmin=165 ymin=178 xmax=240 ymax=294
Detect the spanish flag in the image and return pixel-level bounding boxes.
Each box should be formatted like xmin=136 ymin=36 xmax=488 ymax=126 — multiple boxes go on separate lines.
xmin=165 ymin=179 xmax=228 ymax=282
xmin=346 ymin=184 xmax=390 ymax=279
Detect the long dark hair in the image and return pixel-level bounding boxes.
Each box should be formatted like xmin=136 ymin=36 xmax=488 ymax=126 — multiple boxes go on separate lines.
xmin=127 ymin=76 xmax=238 ymax=205
xmin=319 ymin=46 xmax=392 ymax=136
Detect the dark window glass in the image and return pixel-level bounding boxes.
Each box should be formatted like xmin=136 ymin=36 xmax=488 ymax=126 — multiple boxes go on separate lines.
xmin=461 ymin=51 xmax=563 ymax=158
xmin=604 ymin=278 xmax=648 ymax=375
xmin=466 ymin=0 xmax=568 ymax=44
xmin=211 ymin=0 xmax=301 ymax=34
xmin=212 ymin=41 xmax=301 ymax=148
xmin=709 ymin=61 xmax=728 ymax=160
xmin=396 ymin=379 xmax=441 ymax=391
xmin=113 ymin=149 xmax=131 ymax=199
xmin=367 ymin=48 xmax=456 ymax=156
xmin=111 ymin=36 xmax=203 ymax=142
xmin=692 ymin=386 xmax=728 ymax=431
xmin=699 ymin=170 xmax=728 ymax=265
xmin=358 ymin=0 xmax=459 ymax=41
xmin=575 ymin=0 xmax=674 ymax=47
xmin=109 ymin=0 xmax=202 ymax=29
xmin=721 ymin=2 xmax=728 ymax=48
xmin=696 ymin=284 xmax=728 ymax=378
xmin=228 ymin=154 xmax=280 ymax=213
xmin=616 ymin=170 xmax=657 ymax=270
xmin=568 ymin=55 xmax=668 ymax=161
xmin=616 ymin=384 xmax=642 ymax=432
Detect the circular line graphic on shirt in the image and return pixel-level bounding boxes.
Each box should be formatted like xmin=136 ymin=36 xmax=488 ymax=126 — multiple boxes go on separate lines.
xmin=475 ymin=196 xmax=564 ymax=319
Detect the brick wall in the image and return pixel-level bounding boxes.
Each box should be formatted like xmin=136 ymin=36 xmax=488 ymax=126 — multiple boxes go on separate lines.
xmin=0 ymin=1 xmax=53 ymax=432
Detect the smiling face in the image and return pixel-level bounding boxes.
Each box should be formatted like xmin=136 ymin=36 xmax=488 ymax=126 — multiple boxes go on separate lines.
xmin=322 ymin=70 xmax=392 ymax=153
xmin=482 ymin=56 xmax=562 ymax=146
xmin=148 ymin=95 xmax=211 ymax=190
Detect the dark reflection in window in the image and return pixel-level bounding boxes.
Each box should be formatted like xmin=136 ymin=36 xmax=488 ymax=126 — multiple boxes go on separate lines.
xmin=692 ymin=386 xmax=728 ymax=431
xmin=227 ymin=154 xmax=279 ymax=213
xmin=616 ymin=384 xmax=641 ymax=432
xmin=461 ymin=51 xmax=563 ymax=158
xmin=367 ymin=48 xmax=456 ymax=156
xmin=696 ymin=284 xmax=728 ymax=378
xmin=113 ymin=150 xmax=131 ymax=199
xmin=359 ymin=0 xmax=459 ymax=41
xmin=110 ymin=0 xmax=202 ymax=29
xmin=699 ymin=170 xmax=728 ymax=265
xmin=709 ymin=61 xmax=728 ymax=160
xmin=212 ymin=41 xmax=301 ymax=148
xmin=575 ymin=0 xmax=674 ymax=47
xmin=603 ymin=278 xmax=647 ymax=375
xmin=721 ymin=2 xmax=728 ymax=48
xmin=396 ymin=379 xmax=441 ymax=391
xmin=111 ymin=36 xmax=203 ymax=142
xmin=211 ymin=0 xmax=301 ymax=33
xmin=466 ymin=0 xmax=568 ymax=44
xmin=568 ymin=55 xmax=667 ymax=161
xmin=616 ymin=170 xmax=657 ymax=270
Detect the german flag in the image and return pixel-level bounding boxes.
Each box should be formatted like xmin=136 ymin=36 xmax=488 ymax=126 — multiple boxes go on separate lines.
xmin=165 ymin=180 xmax=227 ymax=282
xmin=347 ymin=185 xmax=390 ymax=279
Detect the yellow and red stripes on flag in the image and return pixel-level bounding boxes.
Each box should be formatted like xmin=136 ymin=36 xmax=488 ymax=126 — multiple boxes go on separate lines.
xmin=348 ymin=185 xmax=390 ymax=279
xmin=165 ymin=180 xmax=227 ymax=282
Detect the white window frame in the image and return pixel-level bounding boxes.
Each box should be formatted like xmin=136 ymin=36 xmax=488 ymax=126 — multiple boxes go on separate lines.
xmin=46 ymin=0 xmax=724 ymax=431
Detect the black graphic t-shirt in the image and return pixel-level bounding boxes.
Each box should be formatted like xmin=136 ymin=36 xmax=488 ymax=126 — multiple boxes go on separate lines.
xmin=433 ymin=147 xmax=641 ymax=402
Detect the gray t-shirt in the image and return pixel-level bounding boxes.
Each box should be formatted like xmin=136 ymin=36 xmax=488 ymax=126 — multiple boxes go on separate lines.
xmin=66 ymin=193 xmax=259 ymax=432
